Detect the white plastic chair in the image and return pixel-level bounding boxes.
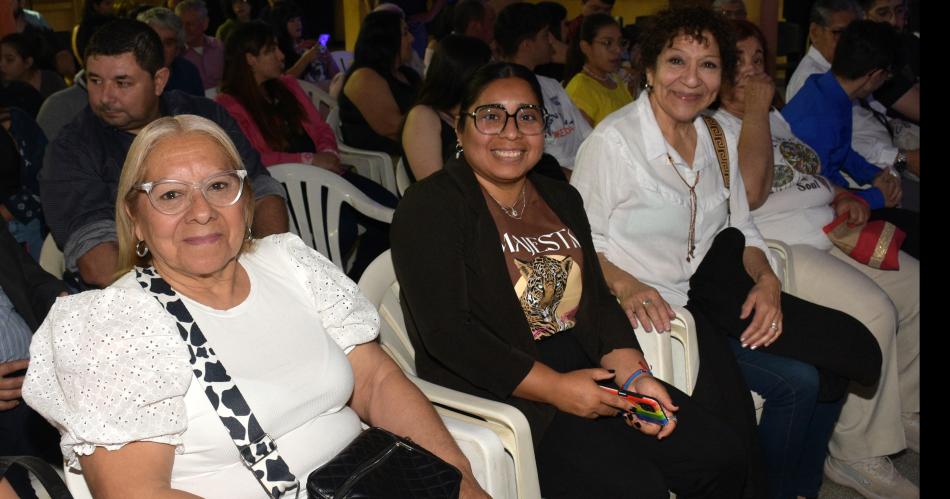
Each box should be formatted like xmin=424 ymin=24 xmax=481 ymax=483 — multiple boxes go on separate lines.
xmin=267 ymin=163 xmax=394 ymax=271
xmin=663 ymin=240 xmax=797 ymax=423
xmin=296 ymin=78 xmax=337 ymax=120
xmin=395 ymin=157 xmax=411 ymax=197
xmin=331 ymin=50 xmax=353 ymax=72
xmin=357 ymin=251 xmax=541 ymax=499
xmin=325 ymin=107 xmax=399 ymax=196
xmin=62 ymin=463 xmax=93 ymax=499
xmin=38 ymin=234 xmax=64 ymax=280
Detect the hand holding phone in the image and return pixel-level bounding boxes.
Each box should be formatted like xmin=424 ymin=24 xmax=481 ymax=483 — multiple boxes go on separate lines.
xmin=598 ymin=385 xmax=670 ymax=426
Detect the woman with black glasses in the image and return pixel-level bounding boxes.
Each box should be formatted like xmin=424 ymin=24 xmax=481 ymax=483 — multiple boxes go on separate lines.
xmin=391 ymin=61 xmax=748 ymax=498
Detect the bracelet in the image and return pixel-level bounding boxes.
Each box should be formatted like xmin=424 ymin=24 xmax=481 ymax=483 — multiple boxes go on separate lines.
xmin=622 ymin=368 xmax=653 ymax=391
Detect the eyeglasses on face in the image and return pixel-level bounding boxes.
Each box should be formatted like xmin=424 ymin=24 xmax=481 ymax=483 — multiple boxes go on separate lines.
xmin=593 ymin=38 xmax=629 ymax=50
xmin=136 ymin=170 xmax=248 ymax=215
xmin=466 ymin=104 xmax=547 ymax=136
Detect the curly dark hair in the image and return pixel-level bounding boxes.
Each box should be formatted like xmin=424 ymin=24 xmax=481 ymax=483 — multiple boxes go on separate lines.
xmin=639 ymin=6 xmax=737 ymax=86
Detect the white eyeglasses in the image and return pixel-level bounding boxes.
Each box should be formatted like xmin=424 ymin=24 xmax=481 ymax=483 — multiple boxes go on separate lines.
xmin=136 ymin=170 xmax=248 ymax=215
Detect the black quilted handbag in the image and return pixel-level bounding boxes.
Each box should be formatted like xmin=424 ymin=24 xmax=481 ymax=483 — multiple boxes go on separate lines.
xmin=307 ymin=427 xmax=462 ymax=499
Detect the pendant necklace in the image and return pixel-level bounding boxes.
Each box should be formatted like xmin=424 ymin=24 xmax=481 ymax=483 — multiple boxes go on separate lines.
xmin=667 ymin=152 xmax=700 ymax=262
xmin=486 ymin=182 xmax=528 ymax=219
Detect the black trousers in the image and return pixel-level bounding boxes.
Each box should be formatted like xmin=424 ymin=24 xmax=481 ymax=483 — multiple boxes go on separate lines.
xmin=533 ymin=331 xmax=748 ymax=499
xmin=683 ymin=228 xmax=883 ymax=499
xmin=0 ymin=401 xmax=61 ymax=499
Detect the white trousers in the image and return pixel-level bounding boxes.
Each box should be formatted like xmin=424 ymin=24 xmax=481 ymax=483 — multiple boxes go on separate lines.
xmin=788 ymin=245 xmax=919 ymax=460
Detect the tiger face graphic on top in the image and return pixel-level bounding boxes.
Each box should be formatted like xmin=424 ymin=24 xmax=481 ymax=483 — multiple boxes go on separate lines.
xmin=515 ymin=255 xmax=576 ymax=340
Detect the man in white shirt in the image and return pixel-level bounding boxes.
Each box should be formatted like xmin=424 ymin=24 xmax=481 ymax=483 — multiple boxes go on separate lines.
xmin=493 ymin=2 xmax=592 ymax=175
xmin=786 ymin=0 xmax=919 ymax=196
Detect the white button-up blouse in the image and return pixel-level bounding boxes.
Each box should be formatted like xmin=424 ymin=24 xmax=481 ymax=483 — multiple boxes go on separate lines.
xmin=570 ymin=94 xmax=773 ymax=307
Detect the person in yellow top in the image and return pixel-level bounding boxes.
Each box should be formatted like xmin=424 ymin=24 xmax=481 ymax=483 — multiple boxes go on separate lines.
xmin=564 ymin=13 xmax=636 ymax=126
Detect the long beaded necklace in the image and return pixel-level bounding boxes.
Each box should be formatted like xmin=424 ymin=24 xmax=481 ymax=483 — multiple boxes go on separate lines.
xmin=485 ymin=182 xmax=528 ymax=219
xmin=666 ymin=152 xmax=700 ymax=262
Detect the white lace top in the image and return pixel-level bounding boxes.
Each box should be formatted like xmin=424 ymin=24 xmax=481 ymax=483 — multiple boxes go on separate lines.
xmin=22 ymin=234 xmax=379 ymax=497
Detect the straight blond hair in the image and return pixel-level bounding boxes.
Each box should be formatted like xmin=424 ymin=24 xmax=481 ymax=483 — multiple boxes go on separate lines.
xmin=114 ymin=114 xmax=255 ymax=281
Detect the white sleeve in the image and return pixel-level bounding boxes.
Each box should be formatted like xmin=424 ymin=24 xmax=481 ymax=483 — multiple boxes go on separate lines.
xmin=851 ymin=105 xmax=898 ymax=168
xmin=270 ymin=233 xmax=380 ymax=353
xmin=569 ymin=128 xmax=630 ymax=254
xmin=22 ymin=289 xmax=192 ymax=471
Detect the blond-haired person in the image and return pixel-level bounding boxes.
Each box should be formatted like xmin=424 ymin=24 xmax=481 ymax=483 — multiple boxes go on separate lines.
xmin=23 ymin=115 xmax=486 ymax=498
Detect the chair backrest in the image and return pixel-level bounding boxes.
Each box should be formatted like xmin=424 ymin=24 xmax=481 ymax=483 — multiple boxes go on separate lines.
xmin=324 ymin=106 xmax=399 ymax=196
xmin=395 ymin=157 xmax=411 ymax=197
xmin=331 ymin=50 xmax=354 ymax=73
xmin=297 ymin=79 xmax=337 ymax=120
xmin=356 ymin=250 xmax=416 ymax=373
xmin=325 ymin=106 xmax=345 ymax=143
xmin=267 ymin=163 xmax=394 ymax=270
xmin=39 ymin=233 xmax=64 ymax=280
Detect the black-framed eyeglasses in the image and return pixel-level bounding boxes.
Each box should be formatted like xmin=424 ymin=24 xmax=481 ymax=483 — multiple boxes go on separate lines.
xmin=593 ymin=38 xmax=629 ymax=50
xmin=466 ymin=104 xmax=547 ymax=136
xmin=136 ymin=170 xmax=248 ymax=215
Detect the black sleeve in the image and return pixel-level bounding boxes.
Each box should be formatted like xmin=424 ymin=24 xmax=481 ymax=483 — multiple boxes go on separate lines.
xmin=0 ymin=220 xmax=67 ymax=326
xmin=390 ymin=182 xmax=536 ymax=398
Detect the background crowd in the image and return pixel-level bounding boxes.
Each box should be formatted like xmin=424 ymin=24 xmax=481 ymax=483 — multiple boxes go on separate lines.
xmin=0 ymin=0 xmax=920 ymax=498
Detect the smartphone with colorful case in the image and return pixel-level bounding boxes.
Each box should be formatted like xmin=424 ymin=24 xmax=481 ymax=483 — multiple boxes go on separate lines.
xmin=599 ymin=385 xmax=671 ymax=426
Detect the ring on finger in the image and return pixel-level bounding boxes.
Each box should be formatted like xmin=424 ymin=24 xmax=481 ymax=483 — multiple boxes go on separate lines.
xmin=642 ymin=299 xmax=653 ymax=306
xmin=769 ymin=321 xmax=778 ymax=330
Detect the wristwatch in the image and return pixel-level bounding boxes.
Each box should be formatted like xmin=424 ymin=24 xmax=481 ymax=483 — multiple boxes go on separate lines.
xmin=893 ymin=151 xmax=907 ymax=173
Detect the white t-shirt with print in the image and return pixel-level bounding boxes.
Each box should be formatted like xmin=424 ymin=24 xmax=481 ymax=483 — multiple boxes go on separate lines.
xmin=537 ymin=74 xmax=592 ymax=169
xmin=714 ymin=109 xmax=837 ymax=250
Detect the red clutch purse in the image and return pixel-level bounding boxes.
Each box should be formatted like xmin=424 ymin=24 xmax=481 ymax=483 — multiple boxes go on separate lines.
xmin=823 ymin=213 xmax=906 ymax=270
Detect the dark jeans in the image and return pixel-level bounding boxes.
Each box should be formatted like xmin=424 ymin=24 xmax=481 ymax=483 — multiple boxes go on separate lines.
xmin=728 ymin=338 xmax=845 ymax=499
xmin=533 ymin=330 xmax=748 ymax=499
xmin=338 ymin=170 xmax=398 ymax=281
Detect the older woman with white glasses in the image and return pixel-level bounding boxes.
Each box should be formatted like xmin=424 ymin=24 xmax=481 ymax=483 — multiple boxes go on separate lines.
xmin=22 ymin=114 xmax=486 ymax=498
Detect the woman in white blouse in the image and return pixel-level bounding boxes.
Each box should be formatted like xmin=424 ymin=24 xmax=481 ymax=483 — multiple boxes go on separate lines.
xmin=21 ymin=115 xmax=486 ymax=498
xmin=714 ymin=19 xmax=919 ymax=498
xmin=570 ymin=7 xmax=881 ymax=499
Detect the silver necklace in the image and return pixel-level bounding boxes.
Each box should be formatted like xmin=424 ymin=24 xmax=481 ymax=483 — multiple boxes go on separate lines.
xmin=486 ymin=182 xmax=528 ymax=219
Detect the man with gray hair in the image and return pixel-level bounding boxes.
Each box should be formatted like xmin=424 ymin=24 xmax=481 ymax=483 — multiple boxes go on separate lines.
xmin=175 ymin=0 xmax=224 ymax=89
xmin=785 ymin=0 xmax=920 ymax=210
xmin=137 ymin=6 xmax=204 ymax=96
xmin=785 ymin=0 xmax=862 ymax=99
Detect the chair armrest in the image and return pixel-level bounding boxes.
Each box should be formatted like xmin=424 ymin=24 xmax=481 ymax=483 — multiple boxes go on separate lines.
xmin=669 ymin=306 xmax=700 ymax=395
xmin=764 ymin=238 xmax=795 ymax=293
xmin=405 ymin=375 xmax=541 ymax=499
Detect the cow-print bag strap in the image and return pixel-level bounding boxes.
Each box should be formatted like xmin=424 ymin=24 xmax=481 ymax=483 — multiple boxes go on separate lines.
xmin=134 ymin=267 xmax=300 ymax=498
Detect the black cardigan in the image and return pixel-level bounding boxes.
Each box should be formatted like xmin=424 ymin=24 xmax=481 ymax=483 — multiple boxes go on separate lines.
xmin=390 ymin=157 xmax=639 ymax=445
